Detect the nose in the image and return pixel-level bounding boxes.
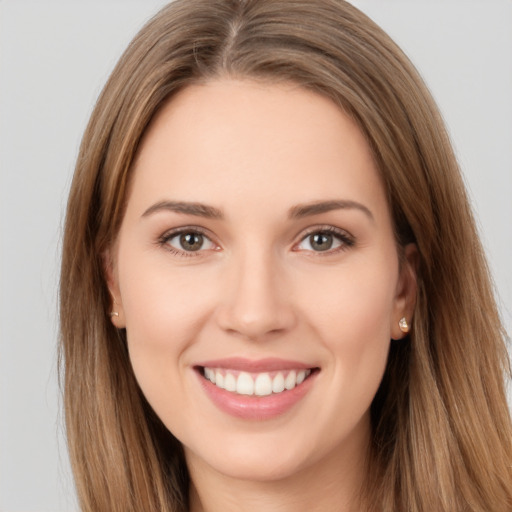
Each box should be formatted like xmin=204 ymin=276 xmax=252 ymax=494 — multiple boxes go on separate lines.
xmin=215 ymin=249 xmax=297 ymax=341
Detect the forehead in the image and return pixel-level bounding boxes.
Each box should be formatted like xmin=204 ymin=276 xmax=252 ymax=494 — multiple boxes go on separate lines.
xmin=127 ymin=79 xmax=388 ymax=221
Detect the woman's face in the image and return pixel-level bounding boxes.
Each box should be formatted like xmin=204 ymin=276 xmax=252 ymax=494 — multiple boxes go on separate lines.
xmin=107 ymin=79 xmax=416 ymax=484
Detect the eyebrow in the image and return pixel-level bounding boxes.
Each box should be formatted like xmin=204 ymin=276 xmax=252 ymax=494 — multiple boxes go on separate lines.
xmin=288 ymin=199 xmax=374 ymax=221
xmin=142 ymin=200 xmax=224 ymax=219
xmin=141 ymin=198 xmax=374 ymax=222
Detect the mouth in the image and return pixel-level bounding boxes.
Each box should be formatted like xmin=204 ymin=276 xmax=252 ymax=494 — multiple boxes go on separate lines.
xmin=194 ymin=357 xmax=320 ymax=419
xmin=198 ymin=366 xmax=317 ymax=397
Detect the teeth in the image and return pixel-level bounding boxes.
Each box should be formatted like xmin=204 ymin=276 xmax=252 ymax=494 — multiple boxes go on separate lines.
xmin=224 ymin=372 xmax=237 ymax=392
xmin=237 ymin=372 xmax=254 ymax=395
xmin=272 ymin=373 xmax=285 ymax=393
xmin=285 ymin=370 xmax=297 ymax=390
xmin=215 ymin=371 xmax=224 ymax=389
xmin=204 ymin=367 xmax=215 ymax=383
xmin=254 ymin=373 xmax=272 ymax=396
xmin=203 ymin=367 xmax=312 ymax=396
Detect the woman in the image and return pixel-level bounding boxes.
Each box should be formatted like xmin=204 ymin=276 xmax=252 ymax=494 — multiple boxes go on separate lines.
xmin=59 ymin=0 xmax=512 ymax=510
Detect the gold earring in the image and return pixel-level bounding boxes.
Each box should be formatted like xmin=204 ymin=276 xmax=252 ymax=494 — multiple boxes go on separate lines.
xmin=399 ymin=317 xmax=409 ymax=333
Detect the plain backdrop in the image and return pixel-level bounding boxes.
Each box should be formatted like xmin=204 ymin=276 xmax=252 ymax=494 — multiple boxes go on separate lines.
xmin=1 ymin=1 xmax=511 ymax=511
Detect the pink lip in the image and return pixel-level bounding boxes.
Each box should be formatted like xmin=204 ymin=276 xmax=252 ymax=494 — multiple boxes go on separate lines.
xmin=195 ymin=357 xmax=314 ymax=372
xmin=194 ymin=358 xmax=319 ymax=421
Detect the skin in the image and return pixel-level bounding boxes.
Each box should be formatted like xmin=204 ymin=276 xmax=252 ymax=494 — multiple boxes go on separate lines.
xmin=106 ymin=79 xmax=417 ymax=512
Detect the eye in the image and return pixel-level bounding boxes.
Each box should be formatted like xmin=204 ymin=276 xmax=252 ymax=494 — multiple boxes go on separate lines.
xmin=161 ymin=229 xmax=217 ymax=254
xmin=295 ymin=228 xmax=354 ymax=253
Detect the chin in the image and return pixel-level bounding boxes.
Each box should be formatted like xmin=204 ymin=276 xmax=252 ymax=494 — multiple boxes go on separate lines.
xmin=186 ymin=438 xmax=315 ymax=482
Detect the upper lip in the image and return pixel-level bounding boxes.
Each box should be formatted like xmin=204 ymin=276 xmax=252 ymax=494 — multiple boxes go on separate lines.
xmin=195 ymin=357 xmax=317 ymax=373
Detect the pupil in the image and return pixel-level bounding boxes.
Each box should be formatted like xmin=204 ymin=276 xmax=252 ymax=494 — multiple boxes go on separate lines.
xmin=311 ymin=233 xmax=332 ymax=251
xmin=180 ymin=233 xmax=203 ymax=251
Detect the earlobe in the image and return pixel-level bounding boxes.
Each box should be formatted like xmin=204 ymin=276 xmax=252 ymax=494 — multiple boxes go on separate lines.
xmin=102 ymin=249 xmax=126 ymax=329
xmin=391 ymin=243 xmax=418 ymax=340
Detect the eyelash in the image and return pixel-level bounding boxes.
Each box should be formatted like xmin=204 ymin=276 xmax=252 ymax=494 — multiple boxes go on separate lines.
xmin=294 ymin=225 xmax=355 ymax=255
xmin=157 ymin=226 xmax=218 ymax=257
xmin=157 ymin=225 xmax=355 ymax=257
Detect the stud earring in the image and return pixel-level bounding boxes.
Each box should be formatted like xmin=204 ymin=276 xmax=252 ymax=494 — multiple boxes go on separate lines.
xmin=108 ymin=293 xmax=119 ymax=318
xmin=399 ymin=317 xmax=409 ymax=333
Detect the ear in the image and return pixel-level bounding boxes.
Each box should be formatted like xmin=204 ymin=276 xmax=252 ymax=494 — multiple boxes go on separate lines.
xmin=390 ymin=243 xmax=418 ymax=340
xmin=102 ymin=248 xmax=126 ymax=329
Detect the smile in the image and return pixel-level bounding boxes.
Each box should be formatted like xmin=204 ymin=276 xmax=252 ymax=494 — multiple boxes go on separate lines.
xmin=195 ymin=358 xmax=319 ymax=420
xmin=202 ymin=367 xmax=312 ymax=396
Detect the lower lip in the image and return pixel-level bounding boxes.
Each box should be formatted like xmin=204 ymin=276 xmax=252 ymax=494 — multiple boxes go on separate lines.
xmin=196 ymin=370 xmax=318 ymax=421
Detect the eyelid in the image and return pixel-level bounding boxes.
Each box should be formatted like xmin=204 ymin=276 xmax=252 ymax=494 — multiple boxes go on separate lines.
xmin=157 ymin=225 xmax=220 ymax=256
xmin=293 ymin=225 xmax=355 ymax=253
xmin=156 ymin=224 xmax=354 ymax=256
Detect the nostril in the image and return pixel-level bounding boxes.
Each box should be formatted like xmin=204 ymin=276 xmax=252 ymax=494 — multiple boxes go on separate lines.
xmin=215 ymin=303 xmax=297 ymax=341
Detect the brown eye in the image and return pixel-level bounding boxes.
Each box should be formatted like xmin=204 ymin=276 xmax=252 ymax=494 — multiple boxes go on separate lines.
xmin=308 ymin=233 xmax=333 ymax=251
xmin=295 ymin=228 xmax=353 ymax=254
xmin=179 ymin=233 xmax=204 ymax=251
xmin=164 ymin=230 xmax=216 ymax=254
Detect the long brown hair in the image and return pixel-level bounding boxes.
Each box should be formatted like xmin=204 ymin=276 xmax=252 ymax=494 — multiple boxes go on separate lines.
xmin=60 ymin=1 xmax=512 ymax=510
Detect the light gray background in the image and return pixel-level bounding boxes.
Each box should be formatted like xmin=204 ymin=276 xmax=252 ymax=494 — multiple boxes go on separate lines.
xmin=1 ymin=1 xmax=511 ymax=511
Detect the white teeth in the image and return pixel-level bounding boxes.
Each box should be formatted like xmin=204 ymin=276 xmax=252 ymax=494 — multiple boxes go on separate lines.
xmin=254 ymin=373 xmax=272 ymax=396
xmin=224 ymin=372 xmax=237 ymax=392
xmin=204 ymin=367 xmax=215 ymax=383
xmin=296 ymin=370 xmax=306 ymax=385
xmin=237 ymin=372 xmax=254 ymax=395
xmin=285 ymin=370 xmax=297 ymax=390
xmin=203 ymin=367 xmax=312 ymax=396
xmin=215 ymin=371 xmax=224 ymax=389
xmin=272 ymin=373 xmax=285 ymax=393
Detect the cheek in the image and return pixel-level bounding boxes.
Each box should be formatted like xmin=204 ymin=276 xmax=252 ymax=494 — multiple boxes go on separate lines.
xmin=299 ymin=254 xmax=397 ymax=399
xmin=119 ymin=248 xmax=216 ymax=344
xmin=116 ymin=251 xmax=218 ymax=418
xmin=302 ymin=254 xmax=398 ymax=344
